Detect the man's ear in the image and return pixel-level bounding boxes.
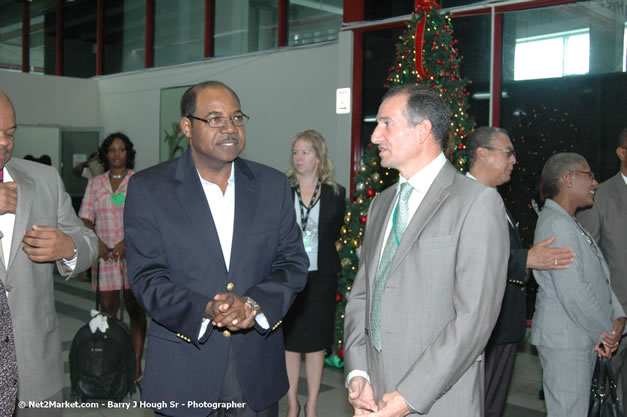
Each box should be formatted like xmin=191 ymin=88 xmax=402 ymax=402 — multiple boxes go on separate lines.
xmin=617 ymin=146 xmax=626 ymax=162
xmin=181 ymin=116 xmax=193 ymax=138
xmin=415 ymin=119 xmax=433 ymax=144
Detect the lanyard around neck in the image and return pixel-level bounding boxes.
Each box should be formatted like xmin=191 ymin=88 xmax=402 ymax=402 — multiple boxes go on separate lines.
xmin=296 ymin=179 xmax=321 ymax=232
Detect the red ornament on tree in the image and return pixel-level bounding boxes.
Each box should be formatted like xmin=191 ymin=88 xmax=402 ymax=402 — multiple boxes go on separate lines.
xmin=337 ymin=346 xmax=344 ymax=360
xmin=360 ymin=215 xmax=367 ymax=224
xmin=366 ymin=188 xmax=375 ymax=198
xmin=336 ymin=292 xmax=343 ymax=303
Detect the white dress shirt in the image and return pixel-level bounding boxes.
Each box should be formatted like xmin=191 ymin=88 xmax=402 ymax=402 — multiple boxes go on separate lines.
xmin=0 ymin=167 xmax=77 ymax=281
xmin=347 ymin=152 xmax=447 ymax=387
xmin=198 ymin=163 xmax=268 ymax=337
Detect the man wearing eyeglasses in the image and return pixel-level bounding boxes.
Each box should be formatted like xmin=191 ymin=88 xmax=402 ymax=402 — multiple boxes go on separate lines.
xmin=577 ymin=127 xmax=627 ymax=404
xmin=125 ymin=81 xmax=308 ymax=417
xmin=466 ymin=126 xmax=575 ymax=417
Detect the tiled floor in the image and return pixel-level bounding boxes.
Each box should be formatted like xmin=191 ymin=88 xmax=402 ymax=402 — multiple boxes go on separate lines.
xmin=50 ymin=274 xmax=547 ymax=417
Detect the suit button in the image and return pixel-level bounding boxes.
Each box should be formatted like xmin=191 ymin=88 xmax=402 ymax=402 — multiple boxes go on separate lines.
xmin=227 ymin=282 xmax=235 ymax=291
xmin=223 ymin=330 xmax=231 ymax=337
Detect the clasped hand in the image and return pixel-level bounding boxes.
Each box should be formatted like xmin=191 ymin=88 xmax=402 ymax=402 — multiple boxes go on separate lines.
xmin=348 ymin=377 xmax=410 ymax=417
xmin=204 ymin=293 xmax=257 ymax=332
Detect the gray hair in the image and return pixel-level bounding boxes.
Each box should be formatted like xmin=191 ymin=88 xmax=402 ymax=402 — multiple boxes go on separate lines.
xmin=382 ymin=85 xmax=450 ymax=147
xmin=466 ymin=126 xmax=509 ymax=169
xmin=541 ymin=152 xmax=587 ymax=199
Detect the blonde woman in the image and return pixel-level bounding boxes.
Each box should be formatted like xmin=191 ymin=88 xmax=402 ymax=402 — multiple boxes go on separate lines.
xmin=283 ymin=130 xmax=346 ymax=417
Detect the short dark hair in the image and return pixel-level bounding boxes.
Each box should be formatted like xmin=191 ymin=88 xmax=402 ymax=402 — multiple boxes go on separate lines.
xmin=99 ymin=132 xmax=136 ymax=171
xmin=382 ymin=85 xmax=450 ymax=147
xmin=180 ymin=81 xmax=241 ymax=117
xmin=466 ymin=127 xmax=509 ymax=169
xmin=618 ymin=128 xmax=627 ymax=148
xmin=541 ymin=152 xmax=587 ymax=199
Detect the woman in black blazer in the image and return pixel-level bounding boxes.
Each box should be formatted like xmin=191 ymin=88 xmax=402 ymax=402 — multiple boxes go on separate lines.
xmin=283 ymin=130 xmax=346 ymax=417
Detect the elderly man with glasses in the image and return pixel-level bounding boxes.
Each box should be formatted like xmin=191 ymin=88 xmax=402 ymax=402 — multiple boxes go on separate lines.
xmin=465 ymin=126 xmax=574 ymax=417
xmin=124 ymin=81 xmax=308 ymax=417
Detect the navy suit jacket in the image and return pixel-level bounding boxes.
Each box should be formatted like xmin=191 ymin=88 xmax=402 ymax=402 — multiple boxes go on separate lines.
xmin=124 ymin=150 xmax=308 ymax=416
xmin=489 ymin=209 xmax=530 ymax=345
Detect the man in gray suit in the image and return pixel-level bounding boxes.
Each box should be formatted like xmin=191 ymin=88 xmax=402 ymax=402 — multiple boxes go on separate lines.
xmin=0 ymin=91 xmax=98 ymax=416
xmin=577 ymin=127 xmax=627 ymax=401
xmin=344 ymin=86 xmax=509 ymax=417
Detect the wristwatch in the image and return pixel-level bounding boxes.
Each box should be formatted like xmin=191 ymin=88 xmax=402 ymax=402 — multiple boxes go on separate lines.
xmin=244 ymin=296 xmax=261 ymax=312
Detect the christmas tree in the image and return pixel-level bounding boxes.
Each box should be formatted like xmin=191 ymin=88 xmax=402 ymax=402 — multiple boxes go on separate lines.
xmin=327 ymin=0 xmax=474 ymax=367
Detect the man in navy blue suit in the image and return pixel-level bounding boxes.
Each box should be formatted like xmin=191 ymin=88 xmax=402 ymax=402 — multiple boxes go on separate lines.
xmin=125 ymin=81 xmax=308 ymax=417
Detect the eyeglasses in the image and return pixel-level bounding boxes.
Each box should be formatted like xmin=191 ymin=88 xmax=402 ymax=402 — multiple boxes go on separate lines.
xmin=483 ymin=146 xmax=516 ymax=158
xmin=186 ymin=113 xmax=249 ymax=128
xmin=569 ymin=170 xmax=595 ymax=180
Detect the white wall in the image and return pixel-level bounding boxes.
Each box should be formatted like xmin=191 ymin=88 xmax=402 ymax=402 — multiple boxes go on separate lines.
xmin=0 ymin=38 xmax=354 ymax=189
xmin=97 ymin=40 xmax=353 ymax=188
xmin=0 ymin=71 xmax=100 ymax=128
xmin=12 ymin=126 xmax=60 ymax=170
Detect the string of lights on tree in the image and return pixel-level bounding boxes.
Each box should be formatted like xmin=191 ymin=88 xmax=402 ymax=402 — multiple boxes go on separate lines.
xmin=326 ymin=0 xmax=475 ymax=367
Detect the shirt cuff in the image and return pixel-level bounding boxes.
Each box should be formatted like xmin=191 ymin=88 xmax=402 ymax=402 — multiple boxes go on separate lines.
xmin=345 ymin=370 xmax=370 ymax=388
xmin=60 ymin=249 xmax=78 ymax=271
xmin=199 ymin=318 xmax=211 ymax=338
xmin=255 ymin=313 xmax=269 ymax=329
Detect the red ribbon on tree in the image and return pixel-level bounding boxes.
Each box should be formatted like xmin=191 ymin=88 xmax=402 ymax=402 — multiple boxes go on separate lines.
xmin=414 ymin=0 xmax=441 ymax=79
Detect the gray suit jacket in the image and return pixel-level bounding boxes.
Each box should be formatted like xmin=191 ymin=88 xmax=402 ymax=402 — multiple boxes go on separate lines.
xmin=344 ymin=162 xmax=509 ymax=416
xmin=577 ymin=173 xmax=627 ymax=311
xmin=531 ymin=199 xmax=624 ymax=350
xmin=0 ymin=158 xmax=98 ymax=401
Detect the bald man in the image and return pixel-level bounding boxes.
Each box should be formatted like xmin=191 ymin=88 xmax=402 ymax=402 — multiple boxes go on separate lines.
xmin=0 ymin=91 xmax=98 ymax=416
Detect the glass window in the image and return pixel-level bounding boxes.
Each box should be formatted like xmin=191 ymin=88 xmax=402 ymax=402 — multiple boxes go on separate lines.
xmin=214 ymin=0 xmax=278 ymax=57
xmin=288 ymin=0 xmax=342 ymax=46
xmin=154 ymin=0 xmax=204 ymax=68
xmin=499 ymin=2 xmax=627 ymax=246
xmin=29 ymin=2 xmax=54 ymax=75
xmin=62 ymin=0 xmax=97 ymax=78
xmin=503 ymin=3 xmax=626 ymax=81
xmin=514 ymin=29 xmax=589 ymax=80
xmin=117 ymin=0 xmax=146 ymax=73
xmin=363 ymin=0 xmax=486 ymax=21
xmin=0 ymin=4 xmax=22 ymax=72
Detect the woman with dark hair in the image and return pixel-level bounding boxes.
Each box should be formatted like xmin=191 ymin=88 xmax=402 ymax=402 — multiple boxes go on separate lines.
xmin=79 ymin=132 xmax=146 ymax=381
xmin=531 ymin=152 xmax=626 ymax=417
xmin=283 ymin=129 xmax=346 ymax=417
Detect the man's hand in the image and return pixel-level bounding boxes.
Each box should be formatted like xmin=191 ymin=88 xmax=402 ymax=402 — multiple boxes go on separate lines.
xmin=210 ymin=293 xmax=257 ymax=331
xmin=527 ymin=236 xmax=575 ymax=270
xmin=361 ymin=391 xmax=410 ymax=417
xmin=0 ymin=182 xmax=17 ymax=214
xmin=348 ymin=376 xmax=378 ymax=415
xmin=22 ymin=225 xmax=76 ymax=262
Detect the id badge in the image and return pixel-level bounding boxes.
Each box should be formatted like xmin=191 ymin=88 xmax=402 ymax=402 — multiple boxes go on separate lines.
xmin=303 ymin=234 xmax=312 ymax=253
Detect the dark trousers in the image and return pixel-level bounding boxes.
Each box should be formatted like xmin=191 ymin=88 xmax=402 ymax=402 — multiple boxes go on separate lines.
xmin=484 ymin=342 xmax=518 ymax=417
xmin=157 ymin=349 xmax=278 ymax=417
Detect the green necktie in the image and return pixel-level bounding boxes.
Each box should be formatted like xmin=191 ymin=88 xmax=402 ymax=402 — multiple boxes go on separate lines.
xmin=370 ymin=182 xmax=413 ymax=351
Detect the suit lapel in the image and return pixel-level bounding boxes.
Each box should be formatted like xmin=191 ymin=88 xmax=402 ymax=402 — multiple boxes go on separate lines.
xmin=6 ymin=162 xmax=35 ymax=274
xmin=229 ymin=159 xmax=258 ymax=276
xmin=389 ymin=163 xmax=455 ymax=275
xmin=611 ymin=173 xmax=627 ymax=208
xmin=505 ymin=207 xmax=522 ymax=248
xmin=173 ymin=150 xmax=227 ymax=273
xmin=365 ymin=186 xmax=398 ymax=282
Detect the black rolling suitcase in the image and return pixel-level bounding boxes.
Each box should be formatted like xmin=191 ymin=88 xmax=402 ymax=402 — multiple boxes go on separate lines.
xmin=69 ymin=266 xmax=136 ymax=402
